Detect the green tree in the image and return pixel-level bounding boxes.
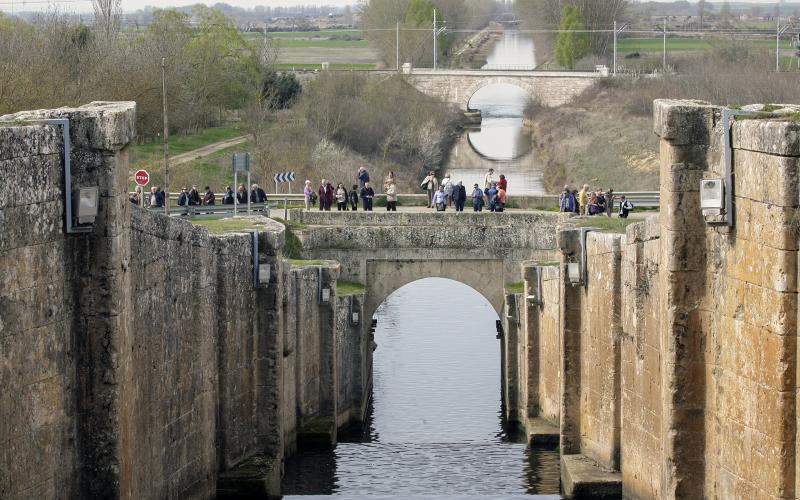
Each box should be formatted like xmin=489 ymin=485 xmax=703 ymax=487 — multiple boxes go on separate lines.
xmin=555 ymin=5 xmax=589 ymax=69
xmin=405 ymin=0 xmax=435 ymax=25
xmin=261 ymin=70 xmax=301 ymax=110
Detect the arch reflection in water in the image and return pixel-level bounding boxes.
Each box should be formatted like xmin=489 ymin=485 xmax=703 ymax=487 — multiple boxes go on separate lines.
xmin=467 ymin=84 xmax=532 ymax=161
xmin=282 ymin=278 xmax=560 ymax=497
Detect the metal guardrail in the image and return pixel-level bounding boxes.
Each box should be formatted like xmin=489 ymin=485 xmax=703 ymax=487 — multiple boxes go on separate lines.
xmin=130 ymin=191 xmax=660 ymax=216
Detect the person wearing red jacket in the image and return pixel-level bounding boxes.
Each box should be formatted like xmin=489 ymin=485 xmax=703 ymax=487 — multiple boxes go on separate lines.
xmin=318 ymin=179 xmax=334 ymax=211
xmin=497 ymin=174 xmax=507 ymax=193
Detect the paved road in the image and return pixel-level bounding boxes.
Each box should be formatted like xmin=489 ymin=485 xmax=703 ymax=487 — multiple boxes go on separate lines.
xmin=170 ymin=135 xmax=249 ymax=166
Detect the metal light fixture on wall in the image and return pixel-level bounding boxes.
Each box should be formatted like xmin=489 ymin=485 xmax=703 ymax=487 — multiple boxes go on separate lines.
xmin=74 ymin=187 xmax=99 ymax=226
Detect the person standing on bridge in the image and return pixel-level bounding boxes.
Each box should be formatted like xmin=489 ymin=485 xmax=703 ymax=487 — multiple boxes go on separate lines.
xmin=605 ymin=189 xmax=615 ymax=217
xmin=303 ymin=180 xmax=314 ymax=210
xmin=358 ymin=166 xmax=370 ymax=191
xmin=203 ymin=186 xmax=215 ymax=206
xmin=250 ymin=184 xmax=267 ymax=204
xmin=349 ymin=184 xmax=359 ymax=211
xmin=453 ymin=180 xmax=467 ymax=212
xmin=484 ymin=168 xmax=496 ymax=190
xmin=421 ymin=171 xmax=438 ymax=208
xmin=222 ymin=186 xmax=234 ymax=205
xmin=578 ymin=184 xmax=589 ymax=216
xmin=559 ymin=185 xmax=576 ymax=213
xmin=495 ymin=185 xmax=507 ymax=212
xmin=336 ymin=183 xmax=348 ymax=211
xmin=433 ymin=185 xmax=448 ymax=212
xmin=384 ymin=171 xmax=395 ymax=192
xmin=237 ymin=184 xmax=248 ymax=206
xmin=498 ymin=174 xmax=508 ymax=193
xmin=188 ymin=185 xmax=201 ymax=206
xmin=472 ymin=183 xmax=485 ymax=212
xmin=385 ymin=180 xmax=398 ymax=211
xmin=441 ymin=173 xmax=454 ymax=207
xmin=318 ymin=180 xmax=333 ymax=211
xmin=361 ymin=181 xmax=375 ymax=211
xmin=177 ymin=187 xmax=188 ymax=207
xmin=618 ymin=196 xmax=634 ymax=219
xmin=487 ymin=183 xmax=498 ymax=212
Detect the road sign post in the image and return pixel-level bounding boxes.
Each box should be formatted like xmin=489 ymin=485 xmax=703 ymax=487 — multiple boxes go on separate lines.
xmin=232 ymin=153 xmax=251 ymax=217
xmin=135 ymin=169 xmax=149 ymax=208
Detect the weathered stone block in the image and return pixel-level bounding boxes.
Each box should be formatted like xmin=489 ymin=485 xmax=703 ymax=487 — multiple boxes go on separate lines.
xmin=733 ymin=118 xmax=800 ymax=157
xmin=653 ymin=99 xmax=720 ymax=145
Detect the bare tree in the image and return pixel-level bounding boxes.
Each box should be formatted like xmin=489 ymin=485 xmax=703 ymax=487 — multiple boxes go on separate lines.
xmin=92 ymin=0 xmax=121 ymax=39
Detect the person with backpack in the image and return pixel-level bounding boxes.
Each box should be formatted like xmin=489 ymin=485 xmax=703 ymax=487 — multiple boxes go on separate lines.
xmin=421 ymin=171 xmax=438 ymax=208
xmin=487 ymin=183 xmax=498 ymax=212
xmin=360 ymin=181 xmax=375 ymax=211
xmin=559 ymin=185 xmax=576 ymax=213
xmin=471 ymin=183 xmax=485 ymax=212
xmin=618 ymin=196 xmax=634 ymax=218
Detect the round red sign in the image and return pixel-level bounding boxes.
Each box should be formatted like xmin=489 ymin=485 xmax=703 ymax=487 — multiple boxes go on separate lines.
xmin=134 ymin=169 xmax=150 ymax=187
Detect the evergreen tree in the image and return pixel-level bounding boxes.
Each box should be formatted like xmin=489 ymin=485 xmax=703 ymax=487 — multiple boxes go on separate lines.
xmin=555 ymin=5 xmax=590 ymax=69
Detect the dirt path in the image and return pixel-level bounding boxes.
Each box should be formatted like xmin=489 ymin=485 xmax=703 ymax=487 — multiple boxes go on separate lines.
xmin=170 ymin=135 xmax=250 ymax=166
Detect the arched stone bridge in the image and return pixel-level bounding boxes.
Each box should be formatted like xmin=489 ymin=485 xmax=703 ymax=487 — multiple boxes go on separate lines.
xmin=369 ymin=69 xmax=604 ymax=110
xmin=288 ymin=210 xmax=568 ymax=320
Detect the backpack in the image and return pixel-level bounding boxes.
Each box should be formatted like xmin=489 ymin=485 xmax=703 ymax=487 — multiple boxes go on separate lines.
xmin=310 ymin=192 xmax=318 ymax=206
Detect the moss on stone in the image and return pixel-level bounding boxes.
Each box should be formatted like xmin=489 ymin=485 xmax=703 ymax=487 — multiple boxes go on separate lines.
xmin=337 ymin=280 xmax=365 ymax=296
xmin=193 ymin=218 xmax=265 ymax=235
xmin=575 ymin=217 xmax=638 ymax=234
xmin=505 ymin=282 xmax=525 ymax=294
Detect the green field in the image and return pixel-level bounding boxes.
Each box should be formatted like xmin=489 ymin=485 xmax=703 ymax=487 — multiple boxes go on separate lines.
xmin=276 ymin=38 xmax=368 ymax=48
xmin=272 ymin=63 xmax=377 ymax=71
xmin=617 ymin=38 xmax=712 ymax=52
xmin=257 ymin=30 xmax=363 ymax=39
xmin=618 ymin=37 xmax=795 ymax=53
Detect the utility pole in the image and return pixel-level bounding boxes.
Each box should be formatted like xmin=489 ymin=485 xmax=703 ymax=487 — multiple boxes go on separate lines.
xmin=161 ymin=57 xmax=170 ymax=215
xmin=613 ymin=22 xmax=629 ymax=75
xmin=396 ymin=21 xmax=400 ymax=71
xmin=433 ymin=9 xmax=437 ymax=70
xmin=777 ymin=20 xmax=790 ymax=72
xmin=663 ymin=18 xmax=667 ymax=72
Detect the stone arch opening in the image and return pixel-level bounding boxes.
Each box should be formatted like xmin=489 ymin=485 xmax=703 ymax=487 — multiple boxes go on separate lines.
xmin=364 ymin=259 xmax=505 ymax=323
xmin=463 ymin=78 xmax=536 ymax=112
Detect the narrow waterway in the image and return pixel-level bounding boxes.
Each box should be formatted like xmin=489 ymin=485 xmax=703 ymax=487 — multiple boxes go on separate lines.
xmin=444 ymin=30 xmax=545 ymax=196
xmin=282 ymin=279 xmax=560 ymax=498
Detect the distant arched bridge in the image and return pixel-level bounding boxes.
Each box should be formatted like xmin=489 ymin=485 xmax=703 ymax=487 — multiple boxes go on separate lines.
xmin=369 ymin=69 xmax=606 ymax=110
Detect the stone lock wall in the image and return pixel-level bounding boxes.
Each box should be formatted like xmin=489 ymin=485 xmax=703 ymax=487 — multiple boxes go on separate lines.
xmin=0 ymin=103 xmax=371 ymax=499
xmin=507 ymin=100 xmax=800 ymax=499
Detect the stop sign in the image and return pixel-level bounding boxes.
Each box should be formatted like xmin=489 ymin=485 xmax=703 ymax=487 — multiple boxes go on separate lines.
xmin=134 ymin=169 xmax=150 ymax=187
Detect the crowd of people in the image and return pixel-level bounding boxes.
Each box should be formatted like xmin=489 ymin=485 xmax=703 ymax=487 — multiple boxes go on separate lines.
xmin=129 ymin=184 xmax=269 ymax=209
xmin=420 ymin=167 xmax=508 ymax=212
xmin=302 ymin=167 xmax=512 ymax=213
xmin=304 ymin=167 xmax=389 ymax=212
xmin=559 ymin=184 xmax=634 ymax=218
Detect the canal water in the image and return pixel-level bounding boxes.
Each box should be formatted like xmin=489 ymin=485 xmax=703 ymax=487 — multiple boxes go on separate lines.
xmin=282 ymin=278 xmax=560 ymax=498
xmin=444 ymin=30 xmax=545 ymax=196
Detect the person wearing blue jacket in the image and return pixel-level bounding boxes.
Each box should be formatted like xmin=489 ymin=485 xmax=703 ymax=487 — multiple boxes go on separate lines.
xmin=452 ymin=180 xmax=467 ymax=212
xmin=487 ymin=183 xmax=498 ymax=212
xmin=560 ymin=185 xmax=576 ymax=213
xmin=358 ymin=167 xmax=370 ymax=190
xmin=471 ymin=184 xmax=484 ymax=212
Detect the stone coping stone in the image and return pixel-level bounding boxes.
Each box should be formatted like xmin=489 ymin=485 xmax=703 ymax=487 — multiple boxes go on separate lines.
xmin=283 ymin=497 xmax=561 ymax=500
xmin=0 ymin=101 xmax=136 ymax=152
xmin=290 ymin=209 xmax=567 ymax=227
xmin=561 ymin=454 xmax=622 ymax=499
xmin=528 ymin=417 xmax=559 ymax=445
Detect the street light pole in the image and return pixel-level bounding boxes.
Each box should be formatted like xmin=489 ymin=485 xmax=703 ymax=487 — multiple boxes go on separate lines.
xmin=161 ymin=57 xmax=170 ymax=216
xmin=396 ymin=21 xmax=400 ymax=71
